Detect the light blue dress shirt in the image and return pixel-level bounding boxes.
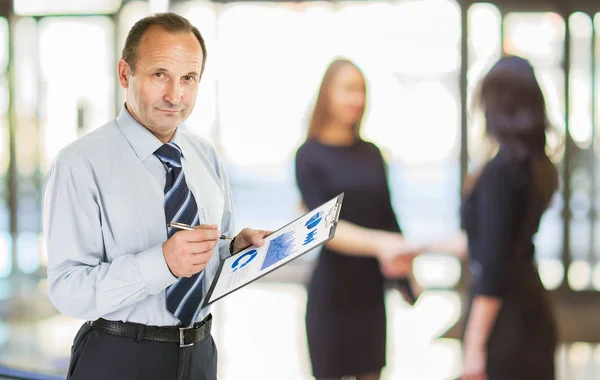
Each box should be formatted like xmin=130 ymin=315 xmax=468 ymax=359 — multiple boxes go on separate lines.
xmin=43 ymin=106 xmax=234 ymax=326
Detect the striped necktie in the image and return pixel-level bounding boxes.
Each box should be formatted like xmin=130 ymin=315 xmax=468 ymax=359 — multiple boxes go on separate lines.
xmin=155 ymin=142 xmax=205 ymax=326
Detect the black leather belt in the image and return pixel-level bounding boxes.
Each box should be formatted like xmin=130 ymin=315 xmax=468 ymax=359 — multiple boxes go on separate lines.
xmin=89 ymin=314 xmax=212 ymax=348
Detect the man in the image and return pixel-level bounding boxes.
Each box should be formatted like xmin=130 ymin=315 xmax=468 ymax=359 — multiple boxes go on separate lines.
xmin=43 ymin=13 xmax=267 ymax=380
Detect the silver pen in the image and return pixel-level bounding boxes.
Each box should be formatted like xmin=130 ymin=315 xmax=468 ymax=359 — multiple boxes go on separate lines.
xmin=168 ymin=222 xmax=234 ymax=241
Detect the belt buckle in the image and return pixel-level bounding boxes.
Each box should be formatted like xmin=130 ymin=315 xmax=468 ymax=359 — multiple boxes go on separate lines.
xmin=179 ymin=326 xmax=195 ymax=348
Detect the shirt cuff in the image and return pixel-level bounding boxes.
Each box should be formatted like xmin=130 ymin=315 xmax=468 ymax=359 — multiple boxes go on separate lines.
xmin=137 ymin=244 xmax=178 ymax=295
xmin=219 ymin=240 xmax=232 ymax=260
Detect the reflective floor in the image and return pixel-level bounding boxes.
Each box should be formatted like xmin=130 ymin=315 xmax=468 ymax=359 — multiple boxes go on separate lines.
xmin=0 ymin=276 xmax=599 ymax=379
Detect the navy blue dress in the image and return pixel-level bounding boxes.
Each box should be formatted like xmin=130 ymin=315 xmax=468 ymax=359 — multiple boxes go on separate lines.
xmin=295 ymin=139 xmax=401 ymax=377
xmin=462 ymin=153 xmax=557 ymax=379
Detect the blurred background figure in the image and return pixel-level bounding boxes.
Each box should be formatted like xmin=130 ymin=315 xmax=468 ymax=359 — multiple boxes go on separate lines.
xmin=408 ymin=55 xmax=559 ymax=380
xmin=295 ymin=58 xmax=415 ymax=380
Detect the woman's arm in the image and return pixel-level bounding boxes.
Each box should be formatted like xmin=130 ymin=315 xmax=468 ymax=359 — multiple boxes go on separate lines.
xmin=461 ymin=296 xmax=502 ymax=379
xmin=419 ymin=231 xmax=468 ymax=259
xmin=380 ymin=231 xmax=466 ymax=278
xmin=461 ymin=160 xmax=522 ymax=379
xmin=295 ymin=144 xmax=404 ymax=261
xmin=464 ymin=296 xmax=502 ymax=348
xmin=325 ymin=220 xmax=404 ymax=260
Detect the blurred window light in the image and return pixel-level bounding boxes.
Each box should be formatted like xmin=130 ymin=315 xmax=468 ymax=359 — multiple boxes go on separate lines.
xmin=568 ymin=12 xmax=593 ymax=149
xmin=568 ymin=342 xmax=593 ymax=368
xmin=385 ymin=290 xmax=461 ymax=378
xmin=117 ymin=1 xmax=151 ymax=107
xmin=504 ymin=12 xmax=566 ymax=158
xmin=0 ymin=21 xmax=9 ymax=183
xmin=0 ymin=18 xmax=7 ymax=71
xmin=0 ymin=123 xmax=7 ymax=180
xmin=14 ymin=18 xmax=37 ymax=118
xmin=149 ymin=0 xmax=169 ymax=14
xmin=216 ymin=0 xmax=461 ymax=168
xmin=38 ymin=17 xmax=114 ymax=174
xmin=569 ymin=111 xmax=593 ymax=148
xmin=595 ymin=13 xmax=600 ymax=34
xmin=413 ymin=254 xmax=461 ymax=289
xmin=0 ymin=320 xmax=9 ymax=344
xmin=336 ymin=1 xmax=460 ymax=165
xmin=217 ymin=3 xmax=335 ymax=167
xmin=532 ymin=196 xmax=563 ymax=268
xmin=117 ymin=1 xmax=151 ymax=50
xmin=39 ymin=236 xmax=48 ymax=269
xmin=14 ymin=0 xmax=122 ymax=16
xmin=172 ymin=1 xmax=217 ymax=140
xmin=595 ymin=344 xmax=600 ymax=364
xmin=537 ymin=258 xmax=564 ymax=290
xmin=466 ymin=3 xmax=500 ymax=161
xmin=16 ymin=233 xmax=40 ymax=274
xmin=570 ymin=12 xmax=593 ymax=38
xmin=568 ymin=221 xmax=592 ymax=261
xmin=377 ymin=80 xmax=459 ymax=165
xmin=0 ymin=232 xmax=12 ymax=278
xmin=504 ymin=12 xmax=565 ymax=66
xmin=467 ymin=3 xmax=501 ymax=59
xmin=593 ymin=262 xmax=600 ymax=291
xmin=384 ymin=0 xmax=461 ymax=75
xmin=0 ymin=278 xmax=10 ymax=301
xmin=537 ymin=69 xmax=566 ymax=152
xmin=568 ymin=260 xmax=592 ymax=290
xmin=595 ymin=15 xmax=600 ymax=158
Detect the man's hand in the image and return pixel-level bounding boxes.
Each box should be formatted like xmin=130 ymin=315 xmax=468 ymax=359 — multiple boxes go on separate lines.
xmin=231 ymin=228 xmax=270 ymax=254
xmin=162 ymin=224 xmax=220 ymax=278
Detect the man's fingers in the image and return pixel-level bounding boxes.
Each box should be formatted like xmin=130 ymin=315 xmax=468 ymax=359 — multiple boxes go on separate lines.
xmin=181 ymin=228 xmax=221 ymax=242
xmin=189 ymin=251 xmax=213 ymax=266
xmin=186 ymin=241 xmax=218 ymax=254
xmin=193 ymin=224 xmax=218 ymax=230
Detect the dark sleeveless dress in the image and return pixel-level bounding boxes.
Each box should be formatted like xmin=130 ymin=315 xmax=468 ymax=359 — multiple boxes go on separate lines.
xmin=295 ymin=139 xmax=402 ymax=377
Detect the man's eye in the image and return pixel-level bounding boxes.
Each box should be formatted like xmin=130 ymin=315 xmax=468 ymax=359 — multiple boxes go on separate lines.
xmin=183 ymin=76 xmax=194 ymax=82
xmin=154 ymin=73 xmax=163 ymax=78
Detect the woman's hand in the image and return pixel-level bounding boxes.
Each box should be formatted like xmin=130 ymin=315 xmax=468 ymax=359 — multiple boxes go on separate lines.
xmin=378 ymin=238 xmax=422 ymax=275
xmin=374 ymin=232 xmax=408 ymax=262
xmin=379 ymin=254 xmax=415 ymax=278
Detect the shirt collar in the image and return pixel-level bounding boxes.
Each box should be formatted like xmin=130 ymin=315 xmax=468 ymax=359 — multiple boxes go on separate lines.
xmin=115 ymin=104 xmax=184 ymax=161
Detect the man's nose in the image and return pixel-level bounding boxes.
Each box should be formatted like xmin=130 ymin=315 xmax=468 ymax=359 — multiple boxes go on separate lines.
xmin=164 ymin=80 xmax=182 ymax=105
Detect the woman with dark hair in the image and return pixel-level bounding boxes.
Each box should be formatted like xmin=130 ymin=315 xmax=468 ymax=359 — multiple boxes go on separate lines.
xmin=399 ymin=55 xmax=559 ymax=379
xmin=294 ymin=58 xmax=416 ymax=380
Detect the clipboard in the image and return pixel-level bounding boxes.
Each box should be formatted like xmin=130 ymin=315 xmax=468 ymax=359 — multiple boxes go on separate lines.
xmin=201 ymin=193 xmax=344 ymax=308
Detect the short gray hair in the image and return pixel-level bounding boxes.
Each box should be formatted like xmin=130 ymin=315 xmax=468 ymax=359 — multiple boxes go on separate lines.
xmin=122 ymin=12 xmax=207 ymax=74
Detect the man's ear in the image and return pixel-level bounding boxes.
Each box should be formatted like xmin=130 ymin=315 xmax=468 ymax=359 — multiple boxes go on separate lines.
xmin=117 ymin=58 xmax=131 ymax=89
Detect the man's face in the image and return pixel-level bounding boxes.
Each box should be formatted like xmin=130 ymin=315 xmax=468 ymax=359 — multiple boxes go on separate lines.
xmin=118 ymin=26 xmax=204 ymax=140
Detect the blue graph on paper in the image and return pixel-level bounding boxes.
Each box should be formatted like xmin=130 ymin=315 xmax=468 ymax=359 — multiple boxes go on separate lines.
xmin=261 ymin=231 xmax=296 ymax=271
xmin=231 ymin=249 xmax=258 ymax=273
xmin=305 ymin=211 xmax=323 ymax=229
xmin=303 ymin=211 xmax=323 ymax=245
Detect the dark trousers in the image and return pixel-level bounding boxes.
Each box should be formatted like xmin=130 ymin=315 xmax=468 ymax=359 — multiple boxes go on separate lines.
xmin=67 ymin=322 xmax=218 ymax=380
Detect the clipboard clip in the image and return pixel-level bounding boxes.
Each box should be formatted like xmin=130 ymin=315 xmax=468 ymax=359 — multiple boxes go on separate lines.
xmin=324 ymin=202 xmax=342 ymax=229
